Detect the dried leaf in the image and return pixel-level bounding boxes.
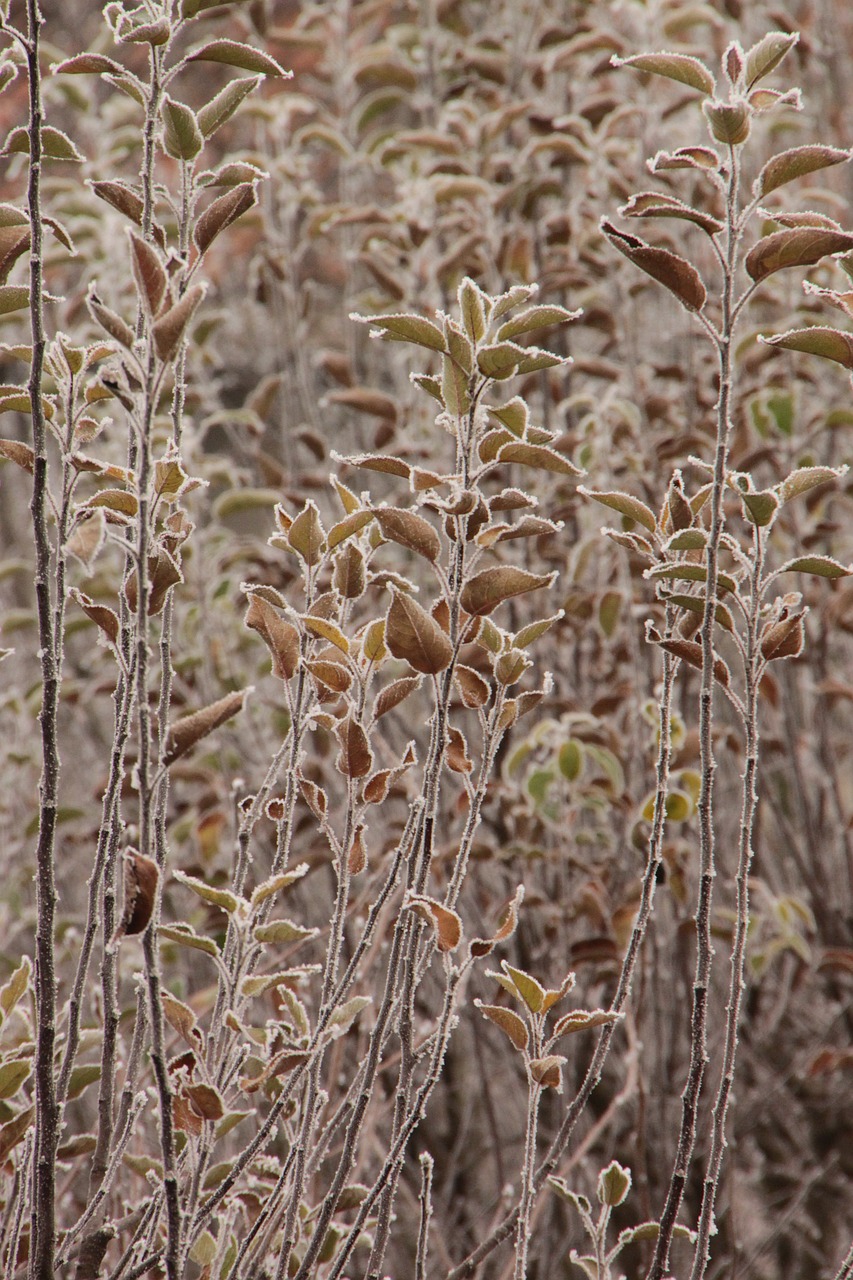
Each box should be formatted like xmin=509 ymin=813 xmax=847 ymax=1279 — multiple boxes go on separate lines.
xmin=613 ymin=51 xmax=715 ymax=96
xmin=475 ymin=1002 xmax=528 ymax=1051
xmin=373 ymin=507 xmax=441 ymax=561
xmin=601 ymin=219 xmax=706 ymax=312
xmin=336 ymin=715 xmax=373 ymax=779
xmin=245 ymin=592 xmax=300 ymax=679
xmin=405 ymin=895 xmax=463 ymax=952
xmin=746 ymin=229 xmax=853 ymax=284
xmin=385 ymin=589 xmax=453 ymax=674
xmin=460 ymin=567 xmax=555 ymax=617
xmin=194 ymin=182 xmax=257 ymax=256
xmin=164 ymin=688 xmax=250 ymax=765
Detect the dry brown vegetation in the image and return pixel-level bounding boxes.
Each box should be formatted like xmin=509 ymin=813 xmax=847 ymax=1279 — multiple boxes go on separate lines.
xmin=0 ymin=1 xmax=852 ymax=1278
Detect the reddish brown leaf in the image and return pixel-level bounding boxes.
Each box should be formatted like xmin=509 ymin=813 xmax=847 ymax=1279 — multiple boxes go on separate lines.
xmin=746 ymin=228 xmax=853 ymax=284
xmin=245 ymin=592 xmax=300 ymax=680
xmin=601 ymin=219 xmax=706 ymax=312
xmin=114 ymin=850 xmax=159 ymax=941
xmin=374 ymin=674 xmax=422 ymax=719
xmin=373 ymin=507 xmax=441 ymax=562
xmin=460 ymin=567 xmax=555 ymax=617
xmin=336 ymin=715 xmax=373 ymax=779
xmin=164 ymin=689 xmax=250 ymax=765
xmin=405 ymin=895 xmax=462 ymax=952
xmin=385 ymin=590 xmax=453 ymax=675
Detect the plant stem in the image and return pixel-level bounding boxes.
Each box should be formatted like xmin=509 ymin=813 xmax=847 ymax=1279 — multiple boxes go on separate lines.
xmin=24 ymin=1 xmax=60 ymax=1273
xmin=648 ymin=142 xmax=741 ymax=1280
xmin=689 ymin=526 xmax=765 ymax=1280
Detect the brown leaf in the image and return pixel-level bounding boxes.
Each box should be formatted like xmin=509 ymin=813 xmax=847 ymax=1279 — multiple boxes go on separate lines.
xmin=333 ymin=542 xmax=366 ymax=598
xmin=161 ymin=990 xmax=203 ymax=1049
xmin=336 ymin=715 xmax=373 ymax=779
xmin=455 ymin=664 xmax=490 ymax=708
xmin=347 ymin=824 xmax=367 ymax=875
xmin=528 ymin=1055 xmax=566 ymax=1091
xmin=307 ymin=659 xmax=351 ymax=693
xmin=761 ymin=612 xmax=805 ymax=661
xmin=194 ymin=182 xmax=257 ymax=256
xmin=0 ymin=437 xmax=35 ymax=473
xmin=655 ymin=636 xmax=730 ymax=687
xmin=185 ymin=1082 xmax=224 ymax=1121
xmin=288 ymin=500 xmax=326 ymax=566
xmin=245 ymin=592 xmax=300 ymax=680
xmin=70 ymin=588 xmax=119 ymax=645
xmin=385 ymin=590 xmax=453 ymax=675
xmin=374 ymin=674 xmax=422 ymax=719
xmin=373 ymin=507 xmax=441 ymax=562
xmin=153 ymin=283 xmax=207 ymax=362
xmin=113 ymin=850 xmax=159 ymax=943
xmin=405 ymin=895 xmax=463 ymax=952
xmin=128 ymin=230 xmax=166 ymax=316
xmin=164 ymin=689 xmax=250 ymax=765
xmin=326 ymin=387 xmax=398 ymax=420
xmin=601 ymin=219 xmax=706 ymax=312
xmin=460 ymin=567 xmax=555 ymax=617
xmin=447 ymin=725 xmax=473 ymax=773
xmin=746 ymin=228 xmax=853 ymax=284
xmin=470 ymin=885 xmax=524 ymax=957
xmin=475 ymin=1002 xmax=528 ymax=1051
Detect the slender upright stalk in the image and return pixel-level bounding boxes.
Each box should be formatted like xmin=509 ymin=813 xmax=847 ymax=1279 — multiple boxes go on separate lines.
xmin=648 ymin=143 xmax=741 ymax=1280
xmin=24 ymin=1 xmax=60 ymax=1273
xmin=689 ymin=528 xmax=764 ymax=1280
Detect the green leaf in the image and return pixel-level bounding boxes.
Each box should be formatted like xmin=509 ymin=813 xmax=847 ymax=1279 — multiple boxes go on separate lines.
xmin=158 ymin=923 xmax=220 ymax=957
xmin=613 ymin=51 xmax=715 ymax=96
xmin=352 ymin=310 xmax=446 ymax=351
xmin=173 ymin=870 xmax=240 ymax=914
xmin=761 ymin=326 xmax=853 ymax=369
xmin=496 ymin=303 xmax=580 ymax=340
xmin=501 ymin=962 xmax=545 ymax=1013
xmin=67 ymin=1064 xmax=101 ymax=1100
xmin=744 ymin=31 xmax=799 ymax=89
xmin=2 ymin=125 xmax=84 ymax=162
xmin=578 ymin=485 xmax=657 ymax=533
xmin=185 ymin=40 xmax=290 ymax=78
xmin=0 ymin=1060 xmax=30 ymax=1100
xmin=198 ymin=76 xmax=262 ymax=137
xmin=758 ymin=145 xmax=852 ymax=197
xmin=253 ymin=919 xmax=319 ymax=945
xmin=0 ymin=957 xmax=31 ymax=1021
xmin=775 ymin=555 xmax=852 ymax=579
xmin=327 ymin=995 xmax=371 ymax=1036
xmin=250 ymin=865 xmax=310 ymax=908
xmin=161 ymin=98 xmax=203 ymax=161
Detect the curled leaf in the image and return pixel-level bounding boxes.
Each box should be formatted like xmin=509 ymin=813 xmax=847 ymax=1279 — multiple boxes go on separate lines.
xmin=405 ymin=895 xmax=463 ymax=952
xmin=601 ymin=220 xmax=706 ymax=312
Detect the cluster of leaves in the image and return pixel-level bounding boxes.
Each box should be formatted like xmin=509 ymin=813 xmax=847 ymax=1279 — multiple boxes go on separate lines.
xmin=0 ymin=1 xmax=852 ymax=1279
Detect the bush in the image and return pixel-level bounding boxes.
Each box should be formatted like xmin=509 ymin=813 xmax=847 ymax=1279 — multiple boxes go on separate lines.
xmin=0 ymin=2 xmax=852 ymax=1278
